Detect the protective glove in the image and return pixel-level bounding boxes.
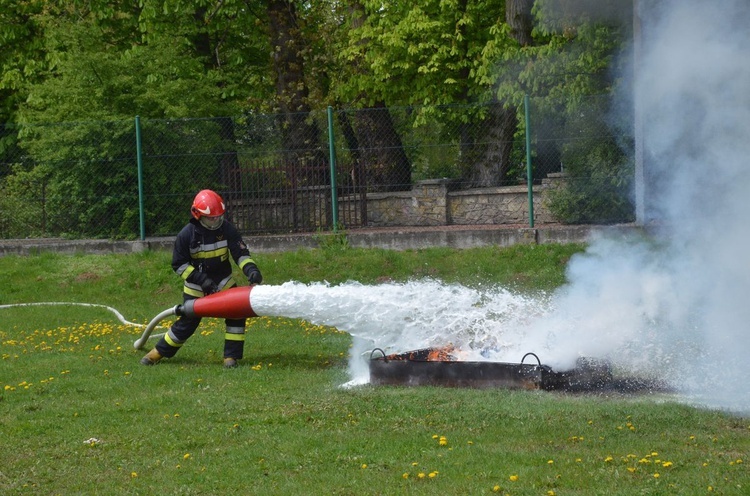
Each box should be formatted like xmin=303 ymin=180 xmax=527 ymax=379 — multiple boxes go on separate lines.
xmin=243 ymin=263 xmax=263 ymax=285
xmin=194 ymin=272 xmax=218 ymax=295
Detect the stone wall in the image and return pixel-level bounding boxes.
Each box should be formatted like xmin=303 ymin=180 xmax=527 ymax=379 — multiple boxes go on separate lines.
xmin=231 ymin=175 xmax=564 ymax=231
xmin=340 ymin=176 xmax=562 ymax=228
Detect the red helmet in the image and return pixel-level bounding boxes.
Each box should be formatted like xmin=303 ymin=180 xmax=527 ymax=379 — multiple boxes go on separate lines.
xmin=191 ymin=189 xmax=225 ymax=230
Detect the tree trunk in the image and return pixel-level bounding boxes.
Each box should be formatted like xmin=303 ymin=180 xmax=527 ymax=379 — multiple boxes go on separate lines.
xmin=345 ymin=1 xmax=411 ymax=192
xmin=267 ymin=0 xmax=328 ymax=184
xmin=189 ymin=6 xmax=242 ymax=205
xmin=506 ymin=0 xmax=534 ymax=47
xmin=466 ymin=0 xmax=533 ymax=188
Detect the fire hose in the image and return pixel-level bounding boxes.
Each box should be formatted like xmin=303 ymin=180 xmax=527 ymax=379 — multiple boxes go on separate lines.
xmin=133 ymin=286 xmax=259 ymax=349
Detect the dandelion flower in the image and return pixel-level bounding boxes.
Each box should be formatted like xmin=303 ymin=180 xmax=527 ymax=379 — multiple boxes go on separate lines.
xmin=402 ymin=473 xmax=409 ymax=479
xmin=131 ymin=472 xmax=137 ymax=478
xmin=418 ymin=472 xmax=426 ymax=479
xmin=361 ymin=464 xmax=367 ymax=469
xmin=509 ymin=475 xmax=519 ymax=482
xmin=492 ymin=485 xmax=501 ymax=492
xmin=429 ymin=472 xmax=437 ymax=478
xmin=183 ymin=453 xmax=191 ymax=460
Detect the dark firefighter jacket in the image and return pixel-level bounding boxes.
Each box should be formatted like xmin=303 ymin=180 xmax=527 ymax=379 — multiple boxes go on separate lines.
xmin=172 ymin=218 xmax=256 ymax=298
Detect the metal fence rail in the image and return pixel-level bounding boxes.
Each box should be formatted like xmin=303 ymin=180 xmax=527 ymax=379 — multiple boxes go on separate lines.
xmin=0 ymin=95 xmax=634 ymax=239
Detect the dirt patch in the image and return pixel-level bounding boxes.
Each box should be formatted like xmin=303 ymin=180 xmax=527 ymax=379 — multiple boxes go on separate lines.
xmin=74 ymin=272 xmax=101 ymax=282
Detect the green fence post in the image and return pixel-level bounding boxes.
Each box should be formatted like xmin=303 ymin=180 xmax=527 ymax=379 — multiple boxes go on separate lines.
xmin=327 ymin=106 xmax=339 ymax=232
xmin=135 ymin=115 xmax=146 ymax=240
xmin=524 ymin=95 xmax=535 ymax=228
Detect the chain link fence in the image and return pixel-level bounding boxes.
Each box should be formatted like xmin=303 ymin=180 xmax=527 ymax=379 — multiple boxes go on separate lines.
xmin=0 ymin=95 xmax=634 ymax=240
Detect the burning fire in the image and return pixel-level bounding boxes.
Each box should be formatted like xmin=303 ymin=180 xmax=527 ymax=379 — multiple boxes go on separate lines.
xmin=384 ymin=346 xmax=457 ymax=362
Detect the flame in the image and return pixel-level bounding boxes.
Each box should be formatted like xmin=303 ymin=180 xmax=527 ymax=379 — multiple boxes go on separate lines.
xmin=384 ymin=346 xmax=457 ymax=362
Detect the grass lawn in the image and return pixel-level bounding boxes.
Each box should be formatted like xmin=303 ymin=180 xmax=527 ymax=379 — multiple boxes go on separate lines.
xmin=1 ymin=246 xmax=748 ymax=494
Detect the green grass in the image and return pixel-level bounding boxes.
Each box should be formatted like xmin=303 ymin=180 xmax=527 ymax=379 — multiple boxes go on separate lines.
xmin=1 ymin=245 xmax=748 ymax=495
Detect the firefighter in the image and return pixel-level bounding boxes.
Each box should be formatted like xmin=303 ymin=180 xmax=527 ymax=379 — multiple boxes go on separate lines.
xmin=140 ymin=189 xmax=263 ymax=368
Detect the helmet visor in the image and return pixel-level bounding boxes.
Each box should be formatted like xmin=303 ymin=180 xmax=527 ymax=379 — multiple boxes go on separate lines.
xmin=200 ymin=214 xmax=224 ymax=230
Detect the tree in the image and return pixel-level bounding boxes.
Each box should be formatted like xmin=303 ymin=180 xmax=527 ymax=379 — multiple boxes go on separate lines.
xmin=334 ymin=1 xmax=411 ymax=191
xmin=13 ymin=4 xmax=246 ymax=236
xmin=266 ymin=0 xmax=328 ymax=186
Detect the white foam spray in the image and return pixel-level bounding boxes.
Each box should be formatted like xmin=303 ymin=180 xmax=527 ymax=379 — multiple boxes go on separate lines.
xmin=250 ymin=280 xmax=548 ymax=385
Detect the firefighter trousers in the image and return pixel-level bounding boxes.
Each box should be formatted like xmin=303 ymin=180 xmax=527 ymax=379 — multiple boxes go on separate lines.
xmin=154 ymin=293 xmax=247 ymax=360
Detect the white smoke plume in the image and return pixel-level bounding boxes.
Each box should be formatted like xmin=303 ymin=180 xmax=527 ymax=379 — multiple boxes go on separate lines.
xmin=521 ymin=0 xmax=750 ymax=413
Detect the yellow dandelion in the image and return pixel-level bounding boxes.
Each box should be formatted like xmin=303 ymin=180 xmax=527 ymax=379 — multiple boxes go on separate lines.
xmin=547 ymin=491 xmax=556 ymax=496
xmin=361 ymin=464 xmax=367 ymax=469
xmin=417 ymin=472 xmax=426 ymax=479
xmin=131 ymin=472 xmax=137 ymax=478
xmin=547 ymin=459 xmax=554 ymax=465
xmin=492 ymin=485 xmax=501 ymax=493
xmin=432 ymin=434 xmax=439 ymax=439
xmin=428 ymin=472 xmax=437 ymax=478
xmin=402 ymin=473 xmax=409 ymax=479
xmin=736 ymin=458 xmax=743 ymax=464
xmin=627 ymin=467 xmax=636 ymax=473
xmin=183 ymin=453 xmax=191 ymax=460
xmin=412 ymin=462 xmax=418 ymax=466
xmin=653 ymin=473 xmax=660 ymax=478
xmin=604 ymin=456 xmax=614 ymax=463
xmin=509 ymin=475 xmax=519 ymax=482
xmin=662 ymin=461 xmax=673 ymax=468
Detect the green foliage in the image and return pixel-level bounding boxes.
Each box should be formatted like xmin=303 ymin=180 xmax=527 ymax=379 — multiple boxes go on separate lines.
xmin=544 ymin=97 xmax=635 ymax=224
xmin=337 ymin=1 xmax=507 ymax=107
xmin=312 ymin=226 xmax=350 ymax=252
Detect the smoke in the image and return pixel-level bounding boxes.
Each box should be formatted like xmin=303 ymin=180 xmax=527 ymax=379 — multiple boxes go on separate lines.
xmin=523 ymin=0 xmax=750 ymax=413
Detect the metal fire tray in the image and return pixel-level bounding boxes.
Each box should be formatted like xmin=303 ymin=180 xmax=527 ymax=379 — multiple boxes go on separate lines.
xmin=368 ymin=348 xmax=614 ymax=392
